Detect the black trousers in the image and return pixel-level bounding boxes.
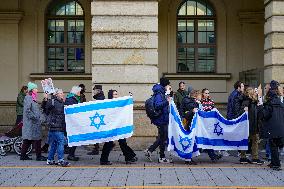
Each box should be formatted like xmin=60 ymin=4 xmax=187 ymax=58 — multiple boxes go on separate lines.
xmin=148 ymin=125 xmax=168 ymax=158
xmin=68 ymin=146 xmax=77 ymax=156
xmin=100 ymin=139 xmax=136 ymax=162
xmin=269 ymin=137 xmax=283 ymax=167
xmin=21 ymin=139 xmax=41 ymax=157
xmin=16 ymin=115 xmax=23 ymax=125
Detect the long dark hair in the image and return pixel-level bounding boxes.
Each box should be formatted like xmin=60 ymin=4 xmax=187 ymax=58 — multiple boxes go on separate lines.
xmin=108 ymin=90 xmax=117 ymax=99
xmin=20 ymin=86 xmax=28 ymax=93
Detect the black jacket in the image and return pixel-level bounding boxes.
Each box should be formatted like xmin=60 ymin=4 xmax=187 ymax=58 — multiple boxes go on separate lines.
xmin=180 ymin=97 xmax=199 ymax=125
xmin=261 ymin=92 xmax=284 ymax=138
xmin=45 ymin=97 xmax=66 ymax=132
xmin=241 ymin=97 xmax=262 ymax=136
xmin=93 ymin=91 xmax=105 ymax=100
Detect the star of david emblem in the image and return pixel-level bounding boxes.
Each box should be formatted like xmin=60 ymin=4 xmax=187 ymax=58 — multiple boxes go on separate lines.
xmin=89 ymin=112 xmax=106 ymax=129
xmin=213 ymin=122 xmax=223 ymax=136
xmin=179 ymin=135 xmax=191 ymax=151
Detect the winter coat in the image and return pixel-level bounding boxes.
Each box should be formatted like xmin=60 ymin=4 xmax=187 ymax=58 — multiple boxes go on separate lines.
xmin=22 ymin=95 xmax=42 ymax=140
xmin=16 ymin=91 xmax=26 ymax=116
xmin=80 ymin=93 xmax=86 ymax=103
xmin=227 ymin=90 xmax=244 ymax=120
xmin=45 ymin=96 xmax=66 ymax=132
xmin=93 ymin=92 xmax=105 ymax=100
xmin=261 ymin=92 xmax=284 ymax=139
xmin=65 ymin=94 xmax=80 ymax=106
xmin=151 ymin=84 xmax=169 ymax=126
xmin=174 ymin=89 xmax=188 ymax=111
xmin=241 ymin=97 xmax=262 ymax=136
xmin=201 ymin=98 xmax=214 ymax=112
xmin=180 ymin=96 xmax=199 ymax=129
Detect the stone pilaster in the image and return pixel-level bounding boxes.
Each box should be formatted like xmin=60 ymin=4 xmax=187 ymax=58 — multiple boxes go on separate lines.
xmin=91 ymin=0 xmax=158 ymax=103
xmin=264 ymin=0 xmax=284 ymax=83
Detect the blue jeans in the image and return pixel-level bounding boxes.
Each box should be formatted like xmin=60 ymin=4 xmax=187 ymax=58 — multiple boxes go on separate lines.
xmin=48 ymin=131 xmax=65 ymax=161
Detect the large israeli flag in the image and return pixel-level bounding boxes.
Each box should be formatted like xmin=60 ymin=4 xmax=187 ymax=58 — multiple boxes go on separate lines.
xmin=195 ymin=109 xmax=249 ymax=150
xmin=168 ymin=100 xmax=249 ymax=160
xmin=167 ymin=101 xmax=200 ymax=160
xmin=64 ymin=96 xmax=133 ymax=147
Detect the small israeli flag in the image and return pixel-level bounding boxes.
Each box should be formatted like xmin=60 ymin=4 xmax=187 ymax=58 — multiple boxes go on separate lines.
xmin=64 ymin=96 xmax=133 ymax=147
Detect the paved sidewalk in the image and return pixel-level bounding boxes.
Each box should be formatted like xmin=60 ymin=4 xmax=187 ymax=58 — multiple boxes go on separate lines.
xmin=0 ymin=147 xmax=283 ymax=188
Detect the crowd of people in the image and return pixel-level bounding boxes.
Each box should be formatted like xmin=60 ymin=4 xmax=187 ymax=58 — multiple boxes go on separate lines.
xmin=13 ymin=77 xmax=284 ymax=170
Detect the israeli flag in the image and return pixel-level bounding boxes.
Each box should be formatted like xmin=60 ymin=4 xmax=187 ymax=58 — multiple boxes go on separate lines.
xmin=195 ymin=109 xmax=249 ymax=150
xmin=167 ymin=101 xmax=200 ymax=160
xmin=64 ymin=96 xmax=133 ymax=147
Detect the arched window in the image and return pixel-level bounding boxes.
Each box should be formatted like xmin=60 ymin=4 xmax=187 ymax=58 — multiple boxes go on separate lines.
xmin=46 ymin=0 xmax=85 ymax=72
xmin=177 ymin=0 xmax=216 ymax=73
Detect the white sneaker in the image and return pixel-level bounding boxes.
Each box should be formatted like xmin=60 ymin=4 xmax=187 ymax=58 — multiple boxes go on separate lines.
xmin=158 ymin=158 xmax=172 ymax=163
xmin=144 ymin=149 xmax=152 ymax=162
xmin=221 ymin=151 xmax=230 ymax=157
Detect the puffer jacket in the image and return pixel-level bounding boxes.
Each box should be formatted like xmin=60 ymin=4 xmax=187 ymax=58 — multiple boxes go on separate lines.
xmin=227 ymin=90 xmax=243 ymax=120
xmin=151 ymin=84 xmax=169 ymax=126
xmin=261 ymin=91 xmax=284 ymax=138
xmin=45 ymin=96 xmax=66 ymax=132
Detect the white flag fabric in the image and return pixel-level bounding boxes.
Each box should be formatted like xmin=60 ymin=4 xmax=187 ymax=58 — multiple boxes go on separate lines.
xmin=64 ymin=96 xmax=133 ymax=147
xmin=168 ymin=100 xmax=249 ymax=160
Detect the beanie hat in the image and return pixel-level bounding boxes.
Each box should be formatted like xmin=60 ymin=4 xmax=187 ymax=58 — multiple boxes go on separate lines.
xmin=27 ymin=82 xmax=38 ymax=91
xmin=108 ymin=89 xmax=114 ymax=99
xmin=270 ymin=80 xmax=280 ymax=90
xmin=188 ymin=85 xmax=193 ymax=94
xmin=93 ymin=85 xmax=102 ymax=90
xmin=160 ymin=77 xmax=170 ymax=87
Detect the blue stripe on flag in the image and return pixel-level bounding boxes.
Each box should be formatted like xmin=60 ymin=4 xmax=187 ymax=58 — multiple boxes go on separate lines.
xmin=68 ymin=125 xmax=133 ymax=143
xmin=65 ymin=98 xmax=133 ymax=115
xmin=197 ymin=110 xmax=248 ymax=125
xmin=196 ymin=137 xmax=248 ymax=147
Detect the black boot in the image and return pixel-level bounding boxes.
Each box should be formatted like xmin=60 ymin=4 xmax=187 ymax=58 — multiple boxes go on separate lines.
xmin=20 ymin=155 xmax=32 ymax=160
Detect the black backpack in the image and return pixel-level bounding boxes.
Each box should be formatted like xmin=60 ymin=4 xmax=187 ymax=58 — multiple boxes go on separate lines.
xmin=145 ymin=92 xmax=162 ymax=120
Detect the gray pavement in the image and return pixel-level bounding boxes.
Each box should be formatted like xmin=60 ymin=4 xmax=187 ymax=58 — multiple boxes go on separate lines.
xmin=0 ymin=147 xmax=283 ymax=188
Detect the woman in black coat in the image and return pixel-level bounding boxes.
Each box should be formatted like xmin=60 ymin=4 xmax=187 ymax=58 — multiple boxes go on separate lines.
xmin=262 ymin=81 xmax=284 ymax=171
xmin=239 ymin=87 xmax=264 ymax=165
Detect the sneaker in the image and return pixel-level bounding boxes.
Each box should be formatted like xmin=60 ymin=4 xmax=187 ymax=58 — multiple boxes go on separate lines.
xmin=158 ymin=158 xmax=172 ymax=163
xmin=100 ymin=161 xmax=112 ymax=165
xmin=272 ymin=166 xmax=282 ymax=171
xmin=126 ymin=157 xmax=138 ymax=164
xmin=20 ymin=155 xmax=32 ymax=160
xmin=240 ymin=158 xmax=252 ymax=164
xmin=67 ymin=155 xmax=79 ymax=161
xmin=144 ymin=149 xmax=152 ymax=162
xmin=46 ymin=160 xmax=56 ymax=165
xmin=251 ymin=159 xmax=264 ymax=165
xmin=184 ymin=160 xmax=197 ymax=165
xmin=58 ymin=161 xmax=71 ymax=167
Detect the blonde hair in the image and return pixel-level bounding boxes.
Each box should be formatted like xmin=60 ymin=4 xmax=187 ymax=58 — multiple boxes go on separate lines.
xmin=245 ymin=87 xmax=257 ymax=101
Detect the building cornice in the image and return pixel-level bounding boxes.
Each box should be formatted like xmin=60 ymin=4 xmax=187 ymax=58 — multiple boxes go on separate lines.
xmin=0 ymin=11 xmax=24 ymax=24
xmin=238 ymin=11 xmax=265 ymax=24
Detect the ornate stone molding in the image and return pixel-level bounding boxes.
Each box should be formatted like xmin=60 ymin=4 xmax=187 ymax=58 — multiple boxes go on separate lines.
xmin=238 ymin=11 xmax=265 ymax=24
xmin=0 ymin=12 xmax=24 ymax=24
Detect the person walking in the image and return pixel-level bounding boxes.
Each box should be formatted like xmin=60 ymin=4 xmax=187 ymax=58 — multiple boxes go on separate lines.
xmin=65 ymin=86 xmax=82 ymax=161
xmin=87 ymin=85 xmax=105 ymax=155
xmin=239 ymin=87 xmax=264 ymax=165
xmin=262 ymin=80 xmax=284 ymax=171
xmin=100 ymin=90 xmax=137 ymax=165
xmin=20 ymin=82 xmax=47 ymax=161
xmin=144 ymin=77 xmax=172 ymax=163
xmin=200 ymin=88 xmax=222 ymax=162
xmin=45 ymin=89 xmax=70 ymax=167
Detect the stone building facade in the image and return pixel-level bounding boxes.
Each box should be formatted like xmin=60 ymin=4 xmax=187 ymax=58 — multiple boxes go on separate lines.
xmin=0 ymin=0 xmax=283 ymax=148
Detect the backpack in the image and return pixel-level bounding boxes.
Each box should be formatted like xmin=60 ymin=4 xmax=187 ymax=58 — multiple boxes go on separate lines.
xmin=145 ymin=92 xmax=162 ymax=120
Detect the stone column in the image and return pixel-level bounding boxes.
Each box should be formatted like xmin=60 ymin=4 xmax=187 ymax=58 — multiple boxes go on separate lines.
xmin=264 ymin=0 xmax=284 ymax=83
xmin=91 ymin=0 xmax=158 ymax=103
